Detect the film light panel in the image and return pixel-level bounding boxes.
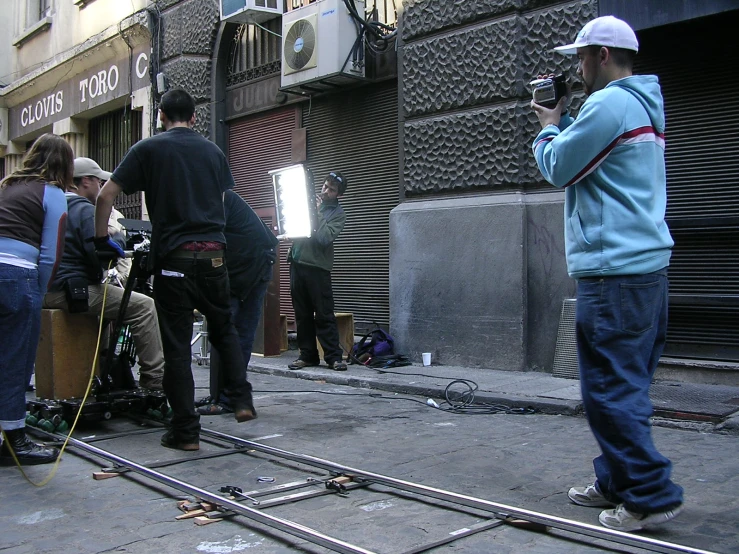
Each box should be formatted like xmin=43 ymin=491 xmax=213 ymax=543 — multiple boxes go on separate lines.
xmin=271 ymin=164 xmax=314 ymax=238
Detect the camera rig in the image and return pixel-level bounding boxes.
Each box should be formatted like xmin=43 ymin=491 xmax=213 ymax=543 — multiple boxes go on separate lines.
xmin=27 ymin=219 xmax=168 ymax=432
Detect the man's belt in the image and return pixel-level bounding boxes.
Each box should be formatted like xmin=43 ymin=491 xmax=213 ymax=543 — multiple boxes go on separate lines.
xmin=167 ymin=249 xmax=224 ymax=259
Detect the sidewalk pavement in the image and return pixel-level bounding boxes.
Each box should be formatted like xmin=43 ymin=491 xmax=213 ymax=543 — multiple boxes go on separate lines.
xmin=247 ymin=350 xmax=739 ymax=435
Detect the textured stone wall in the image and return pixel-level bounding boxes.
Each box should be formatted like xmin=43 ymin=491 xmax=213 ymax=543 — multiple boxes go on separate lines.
xmin=400 ymin=0 xmax=596 ymax=195
xmin=159 ymin=0 xmax=220 ymax=138
xmin=392 ymin=0 xmax=594 ymax=371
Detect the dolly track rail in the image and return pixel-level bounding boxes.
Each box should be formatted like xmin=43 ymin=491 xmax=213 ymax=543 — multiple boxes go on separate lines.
xmin=37 ymin=430 xmax=376 ymax=554
xmin=202 ymin=427 xmax=717 ymax=554
xmin=37 ymin=425 xmax=717 ymax=554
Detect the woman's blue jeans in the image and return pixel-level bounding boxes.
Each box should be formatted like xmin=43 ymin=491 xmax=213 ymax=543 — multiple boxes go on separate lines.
xmin=0 ymin=264 xmax=42 ymax=430
xmin=576 ymin=270 xmax=683 ymax=514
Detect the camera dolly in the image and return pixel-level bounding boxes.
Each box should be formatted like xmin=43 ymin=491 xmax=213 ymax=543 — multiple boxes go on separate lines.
xmin=27 ymin=220 xmax=169 ymax=432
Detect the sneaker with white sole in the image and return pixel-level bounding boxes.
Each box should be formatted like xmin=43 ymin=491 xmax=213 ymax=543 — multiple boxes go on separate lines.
xmin=568 ymin=484 xmax=617 ymax=507
xmin=599 ymin=503 xmax=683 ymax=531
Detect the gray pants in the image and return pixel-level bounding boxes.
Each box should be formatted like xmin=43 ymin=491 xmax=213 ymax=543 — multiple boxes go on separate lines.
xmin=43 ymin=284 xmax=165 ymax=387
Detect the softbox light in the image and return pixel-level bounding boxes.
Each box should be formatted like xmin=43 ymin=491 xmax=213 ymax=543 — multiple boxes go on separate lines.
xmin=270 ymin=163 xmax=317 ymax=239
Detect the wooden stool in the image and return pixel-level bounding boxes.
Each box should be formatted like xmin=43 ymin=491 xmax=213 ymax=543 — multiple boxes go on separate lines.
xmin=35 ymin=309 xmax=99 ymax=400
xmin=317 ymin=312 xmax=354 ymax=361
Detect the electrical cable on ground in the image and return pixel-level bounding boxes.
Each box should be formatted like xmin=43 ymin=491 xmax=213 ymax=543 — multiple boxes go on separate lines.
xmin=251 ymin=385 xmax=537 ymax=416
xmin=337 ymin=341 xmax=537 ymax=415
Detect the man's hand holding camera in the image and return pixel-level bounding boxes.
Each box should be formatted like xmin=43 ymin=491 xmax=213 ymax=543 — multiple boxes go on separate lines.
xmin=531 ymin=95 xmax=569 ymax=129
xmin=530 ymin=73 xmax=570 ymax=130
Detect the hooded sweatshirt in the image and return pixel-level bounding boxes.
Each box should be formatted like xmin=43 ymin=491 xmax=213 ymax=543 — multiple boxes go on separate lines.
xmin=532 ymin=75 xmax=673 ymax=278
xmin=49 ymin=193 xmax=125 ymax=292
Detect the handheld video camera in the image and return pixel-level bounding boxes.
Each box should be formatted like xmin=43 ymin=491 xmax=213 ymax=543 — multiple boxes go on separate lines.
xmin=530 ymin=74 xmax=567 ymax=109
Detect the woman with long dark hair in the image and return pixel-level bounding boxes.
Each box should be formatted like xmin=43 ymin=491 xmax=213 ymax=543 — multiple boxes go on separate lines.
xmin=0 ymin=133 xmax=73 ymax=465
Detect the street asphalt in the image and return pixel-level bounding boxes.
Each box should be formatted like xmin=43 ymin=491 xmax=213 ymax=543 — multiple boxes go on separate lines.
xmin=1 ymin=352 xmax=737 ymax=554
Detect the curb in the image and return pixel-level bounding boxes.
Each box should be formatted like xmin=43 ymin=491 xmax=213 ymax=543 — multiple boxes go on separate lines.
xmin=248 ymin=364 xmax=584 ymax=417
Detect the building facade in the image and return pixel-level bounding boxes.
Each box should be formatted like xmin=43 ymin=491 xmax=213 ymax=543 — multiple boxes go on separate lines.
xmin=0 ymin=0 xmax=154 ymax=218
xmin=392 ymin=0 xmax=739 ymax=383
xmin=157 ymin=0 xmax=400 ymax=338
xmin=4 ymin=0 xmax=735 ymax=382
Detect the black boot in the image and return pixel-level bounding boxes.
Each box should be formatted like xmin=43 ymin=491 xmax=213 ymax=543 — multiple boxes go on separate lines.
xmin=0 ymin=428 xmax=59 ymax=466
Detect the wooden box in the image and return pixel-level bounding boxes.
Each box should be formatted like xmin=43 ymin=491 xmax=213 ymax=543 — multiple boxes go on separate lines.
xmin=317 ymin=312 xmax=354 ymax=361
xmin=279 ymin=314 xmax=289 ymax=352
xmin=35 ymin=309 xmax=99 ymax=400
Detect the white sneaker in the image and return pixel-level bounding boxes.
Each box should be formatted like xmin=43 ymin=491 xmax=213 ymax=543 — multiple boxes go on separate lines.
xmin=599 ymin=503 xmax=683 ymax=531
xmin=568 ymin=484 xmax=617 ymax=507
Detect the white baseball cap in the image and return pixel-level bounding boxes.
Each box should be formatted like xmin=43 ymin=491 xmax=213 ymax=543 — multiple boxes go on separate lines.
xmin=553 ymin=15 xmax=639 ymax=55
xmin=73 ymin=157 xmax=112 ymax=180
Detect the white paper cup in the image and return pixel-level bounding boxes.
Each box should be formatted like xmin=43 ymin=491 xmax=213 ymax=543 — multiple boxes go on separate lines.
xmin=422 ymin=352 xmax=431 ymax=366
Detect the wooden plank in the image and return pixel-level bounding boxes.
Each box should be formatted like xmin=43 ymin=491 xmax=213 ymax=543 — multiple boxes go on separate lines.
xmin=175 ymin=509 xmax=207 ymax=520
xmin=92 ymin=471 xmax=120 ymax=480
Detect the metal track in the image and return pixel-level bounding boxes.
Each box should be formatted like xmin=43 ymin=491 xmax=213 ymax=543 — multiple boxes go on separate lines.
xmin=39 ymin=430 xmax=376 ymax=554
xmin=200 ymin=427 xmax=718 ymax=554
xmin=39 ymin=426 xmax=718 ymax=554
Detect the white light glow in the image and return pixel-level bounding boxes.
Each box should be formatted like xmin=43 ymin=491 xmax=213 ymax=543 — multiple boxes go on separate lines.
xmin=273 ymin=166 xmax=313 ymax=238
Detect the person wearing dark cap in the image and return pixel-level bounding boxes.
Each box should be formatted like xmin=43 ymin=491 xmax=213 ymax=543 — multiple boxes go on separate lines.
xmin=530 ymin=16 xmax=683 ymax=531
xmin=94 ymin=88 xmax=256 ymax=452
xmin=285 ymin=171 xmax=348 ymax=372
xmin=43 ymin=157 xmax=165 ymax=391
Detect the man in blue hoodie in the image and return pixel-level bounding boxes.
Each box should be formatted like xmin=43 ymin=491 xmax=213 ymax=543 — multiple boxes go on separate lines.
xmin=531 ymin=16 xmax=683 ymax=531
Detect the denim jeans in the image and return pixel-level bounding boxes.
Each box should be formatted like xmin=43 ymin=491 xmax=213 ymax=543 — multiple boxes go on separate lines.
xmin=576 ymin=270 xmax=683 ymax=513
xmin=210 ymin=278 xmax=270 ymax=403
xmin=0 ymin=264 xmax=42 ymax=430
xmin=154 ymin=256 xmax=253 ymax=441
xmin=290 ymin=263 xmax=342 ymax=364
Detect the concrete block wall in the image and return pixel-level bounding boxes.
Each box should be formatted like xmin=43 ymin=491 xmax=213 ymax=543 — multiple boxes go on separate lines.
xmin=158 ymin=0 xmax=220 ymax=138
xmin=391 ymin=0 xmax=590 ymax=370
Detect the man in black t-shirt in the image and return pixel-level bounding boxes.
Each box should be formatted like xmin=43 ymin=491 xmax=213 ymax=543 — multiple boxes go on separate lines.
xmin=94 ymin=89 xmax=256 ymax=452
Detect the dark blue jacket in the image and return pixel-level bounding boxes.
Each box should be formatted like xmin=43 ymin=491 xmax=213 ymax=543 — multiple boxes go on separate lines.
xmin=223 ymin=190 xmax=278 ymax=300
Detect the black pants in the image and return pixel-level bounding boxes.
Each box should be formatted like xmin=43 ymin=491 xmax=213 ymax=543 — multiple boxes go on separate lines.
xmin=290 ymin=263 xmax=342 ymax=364
xmin=154 ymin=255 xmax=253 ymax=440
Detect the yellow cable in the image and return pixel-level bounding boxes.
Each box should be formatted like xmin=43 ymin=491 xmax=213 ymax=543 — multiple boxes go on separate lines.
xmin=3 ymin=260 xmax=113 ymax=486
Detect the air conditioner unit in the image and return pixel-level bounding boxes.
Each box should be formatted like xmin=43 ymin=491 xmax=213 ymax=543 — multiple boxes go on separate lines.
xmin=220 ymin=0 xmax=282 ymax=24
xmin=281 ymin=0 xmax=366 ymax=93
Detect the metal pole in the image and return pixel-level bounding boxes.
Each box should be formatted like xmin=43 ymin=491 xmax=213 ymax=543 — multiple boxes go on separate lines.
xmin=203 ymin=428 xmax=717 ymax=554
xmin=55 ymin=433 xmax=376 ymax=554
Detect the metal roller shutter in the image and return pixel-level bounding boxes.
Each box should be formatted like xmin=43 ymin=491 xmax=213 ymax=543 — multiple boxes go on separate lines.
xmin=228 ymin=106 xmax=299 ymax=324
xmin=302 ymin=81 xmax=399 ymax=334
xmin=635 ymin=12 xmax=739 ymax=361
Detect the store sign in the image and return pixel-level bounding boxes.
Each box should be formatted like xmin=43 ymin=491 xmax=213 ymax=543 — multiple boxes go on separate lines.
xmin=9 ymin=46 xmax=150 ymax=139
xmin=226 ymin=76 xmax=286 ymax=119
